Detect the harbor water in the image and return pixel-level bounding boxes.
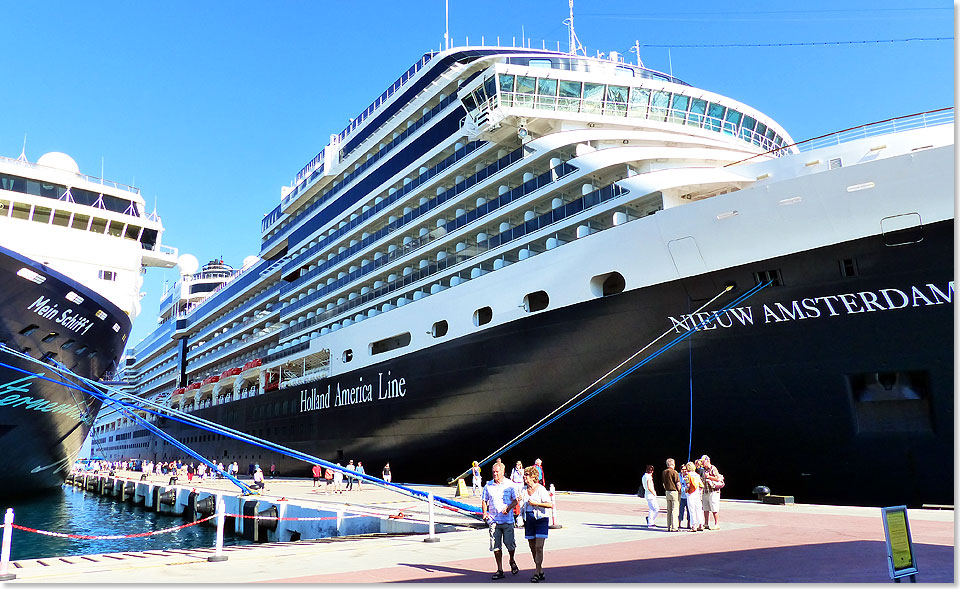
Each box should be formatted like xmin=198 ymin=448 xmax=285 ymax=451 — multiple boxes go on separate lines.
xmin=4 ymin=484 xmax=250 ymax=561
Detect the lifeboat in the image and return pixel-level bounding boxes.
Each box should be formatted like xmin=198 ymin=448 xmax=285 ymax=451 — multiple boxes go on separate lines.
xmin=172 ymin=387 xmax=186 ymax=396
xmin=201 ymin=375 xmax=221 ymax=386
xmin=242 ymin=358 xmax=262 ymax=370
xmin=264 ymin=372 xmax=280 ymax=392
xmin=240 ymin=358 xmax=263 ymax=381
xmin=185 ymin=382 xmax=202 ymax=391
xmin=221 ymin=366 xmax=243 ymax=377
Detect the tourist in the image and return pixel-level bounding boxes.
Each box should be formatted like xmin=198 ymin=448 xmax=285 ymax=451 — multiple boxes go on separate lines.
xmin=382 ymin=462 xmax=392 ymax=483
xmin=270 ymin=463 xmax=277 ymax=479
xmin=679 ymin=466 xmax=690 ymax=529
xmin=471 ymin=461 xmax=482 ymax=496
xmin=481 ymin=462 xmax=520 ymax=579
xmin=333 ymin=463 xmax=344 ymax=493
xmin=324 ymin=465 xmax=334 ymax=493
xmin=510 ymin=461 xmax=525 ymax=527
xmin=684 ymin=462 xmax=705 ymax=532
xmin=662 ymin=458 xmax=680 ymax=532
xmin=345 ymin=459 xmax=356 ymax=491
xmin=521 ymin=465 xmax=552 ymax=582
xmin=252 ymin=466 xmax=265 ymax=490
xmin=312 ymin=464 xmax=322 ymax=488
xmin=641 ymin=465 xmax=659 ymax=527
xmin=701 ymin=455 xmax=722 ymax=530
xmin=356 ymin=461 xmax=365 ymax=490
xmin=534 ymin=458 xmax=544 ymax=485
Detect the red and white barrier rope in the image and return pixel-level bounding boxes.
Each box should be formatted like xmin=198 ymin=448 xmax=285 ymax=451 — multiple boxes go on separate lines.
xmin=10 ymin=515 xmax=215 ymax=540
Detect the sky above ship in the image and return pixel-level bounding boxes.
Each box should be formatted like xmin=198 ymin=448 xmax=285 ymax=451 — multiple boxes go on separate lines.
xmin=0 ymin=0 xmax=952 ymax=348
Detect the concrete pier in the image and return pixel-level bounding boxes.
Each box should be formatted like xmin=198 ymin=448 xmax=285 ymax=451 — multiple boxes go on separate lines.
xmin=7 ymin=473 xmax=953 ymax=583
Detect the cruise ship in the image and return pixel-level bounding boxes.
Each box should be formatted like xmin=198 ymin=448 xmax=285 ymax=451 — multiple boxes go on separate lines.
xmin=0 ymin=150 xmax=177 ymax=495
xmin=93 ymin=44 xmax=953 ymax=507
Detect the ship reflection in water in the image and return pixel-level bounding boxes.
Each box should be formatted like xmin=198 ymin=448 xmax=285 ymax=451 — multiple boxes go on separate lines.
xmin=5 ymin=486 xmax=249 ymax=561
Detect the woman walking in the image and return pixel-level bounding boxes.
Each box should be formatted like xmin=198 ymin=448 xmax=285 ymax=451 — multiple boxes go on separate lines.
xmin=471 ymin=461 xmax=482 ymax=496
xmin=683 ymin=462 xmax=705 ymax=532
xmin=521 ymin=466 xmax=552 ymax=582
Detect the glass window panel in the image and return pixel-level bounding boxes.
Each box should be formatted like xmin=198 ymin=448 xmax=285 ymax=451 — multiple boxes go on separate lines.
xmin=11 ymin=202 xmax=30 ymax=220
xmin=723 ymin=109 xmax=742 ymax=135
xmin=605 ymin=84 xmax=628 ymax=116
xmin=687 ymin=98 xmax=707 ymax=127
xmin=558 ymin=80 xmax=581 ymax=112
xmin=582 ymin=82 xmax=605 ymax=114
xmin=498 ymin=74 xmax=515 ymax=93
xmin=484 ymin=76 xmax=497 ymax=100
xmin=536 ymin=78 xmax=557 ymax=110
xmin=52 ymin=210 xmax=71 ymax=227
xmin=706 ymin=103 xmax=726 ymax=131
xmin=515 ymin=75 xmax=536 ymax=108
xmin=90 ymin=217 xmax=107 ymax=234
xmin=669 ymin=94 xmax=689 ymax=123
xmin=32 ymin=206 xmax=51 ymax=223
xmin=71 ymin=213 xmax=90 ymax=230
xmin=529 ymin=58 xmax=552 ymax=69
xmin=0 ymin=199 xmax=9 ymax=216
xmin=649 ymin=90 xmax=671 ymax=121
xmin=124 ymin=224 xmax=141 ymax=240
xmin=462 ymin=93 xmax=477 ymax=112
xmin=754 ymin=122 xmax=768 ymax=146
xmin=628 ymin=87 xmax=650 ymax=118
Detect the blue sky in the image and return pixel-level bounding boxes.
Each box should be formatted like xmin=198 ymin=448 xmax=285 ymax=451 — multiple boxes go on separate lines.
xmin=1 ymin=1 xmax=952 ymax=348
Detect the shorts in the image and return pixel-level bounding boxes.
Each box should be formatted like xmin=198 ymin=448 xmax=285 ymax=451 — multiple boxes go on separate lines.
xmin=523 ymin=516 xmax=549 ymax=540
xmin=490 ymin=522 xmax=516 ymax=552
xmin=704 ymin=490 xmax=720 ymax=512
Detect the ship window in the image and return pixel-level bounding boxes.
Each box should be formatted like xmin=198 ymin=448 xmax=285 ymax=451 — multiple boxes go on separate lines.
xmin=840 ymin=258 xmax=859 ymax=278
xmin=687 ymin=98 xmax=707 ymax=126
xmin=11 ymin=202 xmax=30 ymax=220
xmin=52 ymin=210 xmax=71 ymax=227
xmin=99 ymin=270 xmax=117 ymax=281
xmin=32 ymin=206 xmax=51 ymax=224
xmin=124 ymin=225 xmax=141 ymax=241
xmin=432 ymin=320 xmax=448 ymax=338
xmin=140 ymin=228 xmax=158 ymax=250
xmin=516 ymin=75 xmax=536 ymax=94
xmin=474 ymin=306 xmax=493 ymax=327
xmin=498 ymin=74 xmax=514 ymax=92
xmin=19 ymin=324 xmax=39 ymax=336
xmin=370 ymin=332 xmax=411 ymax=355
xmin=536 ymin=78 xmax=557 ymax=110
xmin=628 ymin=87 xmax=650 ymax=118
xmin=606 ymin=85 xmax=628 ymax=116
xmin=71 ymin=213 xmax=90 ymax=230
xmin=107 ymin=220 xmax=124 ymax=237
xmin=583 ymin=82 xmax=604 ymax=114
xmin=0 ymin=199 xmax=9 ymax=216
xmin=41 ymin=332 xmax=58 ymax=343
xmin=342 ymin=349 xmax=353 ymax=363
xmin=529 ymin=58 xmax=552 ymax=69
xmin=484 ymin=75 xmax=497 ymax=100
xmin=590 ymin=272 xmax=626 ymax=297
xmin=558 ymin=80 xmax=581 ymax=112
xmin=649 ymin=90 xmax=671 ymax=121
xmin=60 ymin=339 xmax=75 ymax=349
xmin=706 ymin=102 xmax=726 ymax=131
xmin=90 ymin=217 xmax=108 ymax=234
xmin=753 ymin=269 xmax=782 ymax=287
xmin=723 ymin=109 xmax=742 ymax=134
xmin=523 ymin=290 xmax=549 ymax=312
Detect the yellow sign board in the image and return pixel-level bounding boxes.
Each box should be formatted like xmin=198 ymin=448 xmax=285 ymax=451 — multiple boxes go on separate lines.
xmin=881 ymin=506 xmax=918 ymax=579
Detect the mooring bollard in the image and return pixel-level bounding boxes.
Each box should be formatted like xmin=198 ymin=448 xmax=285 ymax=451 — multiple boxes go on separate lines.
xmin=208 ymin=497 xmax=228 ymax=562
xmin=424 ymin=492 xmax=439 ymax=543
xmin=0 ymin=508 xmax=15 ymax=581
xmin=548 ymin=484 xmax=562 ymax=529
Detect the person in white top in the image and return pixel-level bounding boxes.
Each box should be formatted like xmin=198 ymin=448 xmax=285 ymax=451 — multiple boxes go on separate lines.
xmin=471 ymin=461 xmax=482 ymax=496
xmin=641 ymin=465 xmax=659 ymax=527
xmin=481 ymin=462 xmax=520 ymax=579
xmin=521 ymin=466 xmax=553 ymax=582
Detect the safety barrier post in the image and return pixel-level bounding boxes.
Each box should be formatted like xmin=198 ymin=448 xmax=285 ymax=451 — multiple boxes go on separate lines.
xmin=207 ymin=497 xmax=228 ymax=562
xmin=0 ymin=508 xmax=15 ymax=580
xmin=423 ymin=492 xmax=439 ymax=542
xmin=548 ymin=484 xmax=562 ymax=529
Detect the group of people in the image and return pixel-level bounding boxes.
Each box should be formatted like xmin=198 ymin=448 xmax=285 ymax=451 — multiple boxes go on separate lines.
xmin=478 ymin=459 xmax=551 ymax=583
xmin=640 ymin=455 xmax=723 ymax=532
xmin=311 ymin=459 xmax=388 ymax=494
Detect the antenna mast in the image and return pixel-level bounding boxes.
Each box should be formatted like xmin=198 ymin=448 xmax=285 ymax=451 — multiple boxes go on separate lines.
xmin=564 ymin=0 xmax=584 ymax=55
xmin=444 ymin=0 xmax=449 ymax=50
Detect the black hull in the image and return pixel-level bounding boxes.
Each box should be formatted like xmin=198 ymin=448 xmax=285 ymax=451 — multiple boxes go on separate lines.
xmin=0 ymin=245 xmax=131 ymax=498
xmin=144 ymin=220 xmax=952 ymax=507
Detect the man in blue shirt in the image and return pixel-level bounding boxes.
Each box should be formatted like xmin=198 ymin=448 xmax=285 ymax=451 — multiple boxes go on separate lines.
xmin=481 ymin=462 xmax=520 ymax=579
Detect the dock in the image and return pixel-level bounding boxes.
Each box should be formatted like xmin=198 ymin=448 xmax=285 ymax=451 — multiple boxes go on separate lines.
xmin=5 ymin=475 xmax=954 ymax=583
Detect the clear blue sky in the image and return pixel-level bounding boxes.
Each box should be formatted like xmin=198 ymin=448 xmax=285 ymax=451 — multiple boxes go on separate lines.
xmin=1 ymin=1 xmax=952 ymax=348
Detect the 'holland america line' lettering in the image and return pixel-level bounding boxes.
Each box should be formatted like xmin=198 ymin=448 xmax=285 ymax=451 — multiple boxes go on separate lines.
xmin=669 ymin=281 xmax=953 ymax=333
xmin=300 ymin=371 xmax=406 ymax=413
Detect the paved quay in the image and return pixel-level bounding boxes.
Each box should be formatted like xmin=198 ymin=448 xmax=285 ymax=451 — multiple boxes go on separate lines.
xmin=6 ymin=476 xmax=955 ymax=583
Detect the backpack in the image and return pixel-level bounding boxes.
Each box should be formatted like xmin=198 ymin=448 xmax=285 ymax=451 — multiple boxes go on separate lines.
xmin=710 ymin=471 xmax=725 ymax=491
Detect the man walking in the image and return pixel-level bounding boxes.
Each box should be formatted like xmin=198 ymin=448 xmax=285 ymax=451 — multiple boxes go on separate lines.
xmin=481 ymin=462 xmax=520 ymax=579
xmin=345 ymin=459 xmax=356 ymax=491
xmin=355 ymin=461 xmax=365 ymax=490
xmin=662 ymin=458 xmax=680 ymax=532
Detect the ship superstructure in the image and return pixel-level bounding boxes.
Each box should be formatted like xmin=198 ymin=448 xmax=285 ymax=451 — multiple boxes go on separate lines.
xmin=94 ymin=46 xmax=953 ymax=507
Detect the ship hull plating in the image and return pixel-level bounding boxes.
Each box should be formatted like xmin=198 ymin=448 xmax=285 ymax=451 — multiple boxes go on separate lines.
xmin=157 ymin=220 xmax=952 ymax=507
xmin=0 ymin=245 xmax=130 ymax=497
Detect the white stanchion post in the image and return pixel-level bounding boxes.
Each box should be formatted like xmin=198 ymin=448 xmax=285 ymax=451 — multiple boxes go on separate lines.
xmin=207 ymin=497 xmax=228 ymax=562
xmin=0 ymin=508 xmax=15 ymax=580
xmin=548 ymin=484 xmax=562 ymax=529
xmin=423 ymin=492 xmax=439 ymax=542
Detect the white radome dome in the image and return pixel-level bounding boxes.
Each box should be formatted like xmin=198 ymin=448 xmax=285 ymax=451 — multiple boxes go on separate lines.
xmin=177 ymin=254 xmax=200 ymax=276
xmin=36 ymin=152 xmax=81 ymax=174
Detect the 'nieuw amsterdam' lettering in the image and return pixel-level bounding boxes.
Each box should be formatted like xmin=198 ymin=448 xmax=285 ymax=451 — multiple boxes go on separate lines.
xmin=669 ymin=281 xmax=952 ymax=332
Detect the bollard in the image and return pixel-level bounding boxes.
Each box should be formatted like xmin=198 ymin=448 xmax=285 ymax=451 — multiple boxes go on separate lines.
xmin=0 ymin=508 xmax=15 ymax=581
xmin=336 ymin=509 xmax=343 ymax=536
xmin=207 ymin=498 xmax=228 ymax=562
xmin=548 ymin=484 xmax=562 ymax=529
xmin=423 ymin=492 xmax=439 ymax=542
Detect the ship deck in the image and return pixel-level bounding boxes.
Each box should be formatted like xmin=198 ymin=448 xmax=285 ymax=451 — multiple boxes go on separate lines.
xmin=5 ymin=476 xmax=954 ymax=583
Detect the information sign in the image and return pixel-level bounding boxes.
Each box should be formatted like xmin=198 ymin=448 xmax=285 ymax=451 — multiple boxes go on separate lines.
xmin=881 ymin=506 xmax=918 ymax=580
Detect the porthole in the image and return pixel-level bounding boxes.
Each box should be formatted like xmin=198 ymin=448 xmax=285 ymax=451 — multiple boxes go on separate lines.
xmin=523 ymin=291 xmax=549 ymax=312
xmin=474 ymin=306 xmax=493 ymax=327
xmin=42 ymin=332 xmax=58 ymax=343
xmin=19 ymin=324 xmax=39 ymax=336
xmin=589 ymin=272 xmax=625 ymax=297
xmin=432 ymin=320 xmax=448 ymax=338
xmin=342 ymin=349 xmax=353 ymax=363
